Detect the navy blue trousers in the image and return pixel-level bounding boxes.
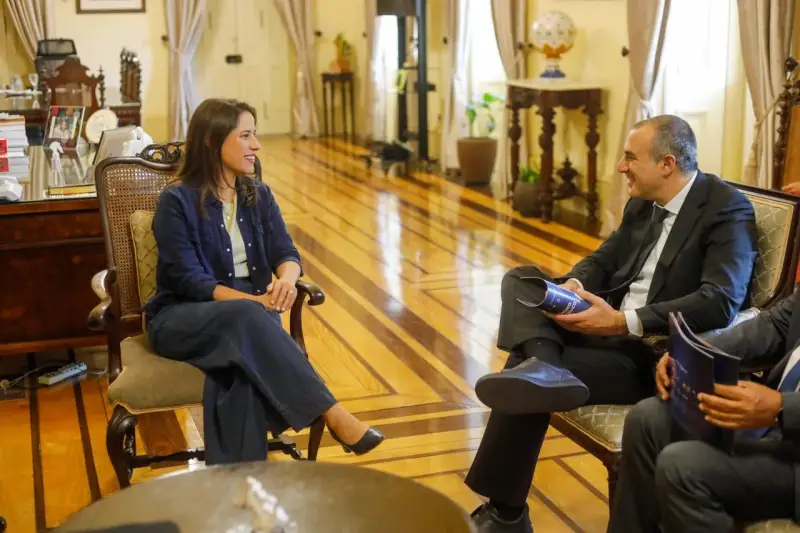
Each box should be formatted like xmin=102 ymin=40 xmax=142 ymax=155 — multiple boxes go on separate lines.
xmin=147 ymin=279 xmax=337 ymax=465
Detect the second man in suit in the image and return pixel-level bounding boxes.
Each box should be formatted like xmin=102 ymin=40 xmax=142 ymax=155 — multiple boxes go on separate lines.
xmin=468 ymin=115 xmax=759 ymax=532
xmin=608 ymin=288 xmax=800 ymax=532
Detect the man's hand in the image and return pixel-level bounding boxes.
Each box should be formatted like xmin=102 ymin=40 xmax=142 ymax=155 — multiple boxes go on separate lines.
xmin=655 ymin=353 xmax=673 ymax=400
xmin=548 ymin=289 xmax=628 ymax=336
xmin=560 ymin=279 xmax=581 ymax=292
xmin=259 ymin=278 xmax=297 ymax=313
xmin=782 ymin=182 xmax=800 ymax=196
xmin=698 ymin=382 xmax=783 ymax=430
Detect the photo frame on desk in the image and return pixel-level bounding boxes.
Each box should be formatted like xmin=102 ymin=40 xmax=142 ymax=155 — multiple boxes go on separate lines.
xmin=45 ymin=106 xmax=85 ymax=151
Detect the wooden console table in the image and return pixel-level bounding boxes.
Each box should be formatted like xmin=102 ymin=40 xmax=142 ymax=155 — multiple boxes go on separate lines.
xmin=321 ymin=72 xmax=355 ymax=139
xmin=506 ymin=79 xmax=603 ymax=224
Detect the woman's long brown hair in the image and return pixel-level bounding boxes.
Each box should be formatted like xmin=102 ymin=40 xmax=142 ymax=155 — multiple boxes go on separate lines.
xmin=175 ymin=98 xmax=259 ymax=215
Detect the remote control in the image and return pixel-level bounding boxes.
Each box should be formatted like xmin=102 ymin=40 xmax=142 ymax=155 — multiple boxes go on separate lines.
xmin=37 ymin=362 xmax=88 ymax=386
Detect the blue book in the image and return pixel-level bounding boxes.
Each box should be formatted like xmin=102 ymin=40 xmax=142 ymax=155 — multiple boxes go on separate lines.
xmin=668 ymin=312 xmax=740 ymax=451
xmin=516 ymin=277 xmax=591 ymax=315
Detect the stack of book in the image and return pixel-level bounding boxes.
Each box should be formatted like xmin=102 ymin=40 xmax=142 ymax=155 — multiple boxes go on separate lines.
xmin=0 ymin=114 xmax=29 ymax=179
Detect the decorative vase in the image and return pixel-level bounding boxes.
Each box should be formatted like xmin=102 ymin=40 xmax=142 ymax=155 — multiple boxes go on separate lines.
xmin=530 ymin=11 xmax=577 ymax=79
xmin=513 ymin=180 xmax=541 ymax=217
xmin=457 ymin=137 xmax=498 ymax=184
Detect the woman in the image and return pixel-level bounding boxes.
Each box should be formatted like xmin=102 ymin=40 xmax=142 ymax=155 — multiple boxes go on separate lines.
xmin=144 ymin=98 xmax=384 ymax=464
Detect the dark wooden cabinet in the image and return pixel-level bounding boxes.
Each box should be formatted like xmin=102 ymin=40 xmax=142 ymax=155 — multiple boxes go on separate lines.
xmin=0 ymin=198 xmax=106 ymax=356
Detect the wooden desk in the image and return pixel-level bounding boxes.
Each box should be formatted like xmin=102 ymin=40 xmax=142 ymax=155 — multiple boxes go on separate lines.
xmin=0 ymin=147 xmax=105 ymax=356
xmin=506 ymin=79 xmax=603 ymax=224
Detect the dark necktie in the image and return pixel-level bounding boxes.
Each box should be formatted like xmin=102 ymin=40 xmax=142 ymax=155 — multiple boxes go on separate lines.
xmin=779 ymin=358 xmax=800 ymax=393
xmin=625 ymin=204 xmax=669 ymax=282
xmin=598 ymin=204 xmax=669 ymax=304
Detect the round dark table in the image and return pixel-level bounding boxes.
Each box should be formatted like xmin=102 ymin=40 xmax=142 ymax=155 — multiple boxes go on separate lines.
xmin=54 ymin=461 xmax=475 ymax=532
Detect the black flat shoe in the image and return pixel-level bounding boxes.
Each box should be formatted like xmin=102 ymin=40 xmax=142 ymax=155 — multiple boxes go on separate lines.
xmin=475 ymin=357 xmax=589 ymax=415
xmin=329 ymin=427 xmax=385 ymax=455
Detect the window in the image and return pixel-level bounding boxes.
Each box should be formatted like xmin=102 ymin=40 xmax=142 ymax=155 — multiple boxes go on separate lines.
xmin=653 ymin=0 xmax=749 ymax=179
xmin=463 ymin=0 xmax=506 ymax=137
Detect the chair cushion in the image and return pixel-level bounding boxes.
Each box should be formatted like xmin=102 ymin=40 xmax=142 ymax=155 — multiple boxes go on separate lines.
xmin=554 ymin=405 xmax=633 ymax=452
xmin=108 ymin=335 xmax=204 ymax=412
xmin=744 ymin=520 xmax=800 ymax=533
xmin=129 ymin=210 xmax=158 ymax=307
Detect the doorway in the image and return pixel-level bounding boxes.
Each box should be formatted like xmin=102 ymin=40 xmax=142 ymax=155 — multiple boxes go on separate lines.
xmin=195 ymin=0 xmax=292 ymax=135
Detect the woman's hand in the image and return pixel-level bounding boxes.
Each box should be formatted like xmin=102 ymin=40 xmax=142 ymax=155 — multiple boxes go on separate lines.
xmin=782 ymin=182 xmax=800 ymax=196
xmin=262 ymin=278 xmax=297 ymax=313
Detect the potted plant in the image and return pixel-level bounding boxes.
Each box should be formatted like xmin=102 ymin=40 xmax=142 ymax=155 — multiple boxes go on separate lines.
xmin=513 ymin=163 xmax=541 ymax=216
xmin=457 ymin=92 xmax=504 ymax=184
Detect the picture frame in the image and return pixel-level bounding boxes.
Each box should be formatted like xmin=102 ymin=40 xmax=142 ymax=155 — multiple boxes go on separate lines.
xmin=76 ymin=0 xmax=145 ymax=14
xmin=45 ymin=106 xmax=86 ymax=150
xmin=58 ymin=154 xmax=89 ymax=186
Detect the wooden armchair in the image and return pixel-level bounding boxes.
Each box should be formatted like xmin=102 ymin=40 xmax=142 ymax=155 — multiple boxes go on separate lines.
xmin=549 ymin=183 xmax=800 ymax=500
xmin=88 ymin=142 xmax=326 ymax=488
xmin=45 ymin=56 xmax=106 ymax=110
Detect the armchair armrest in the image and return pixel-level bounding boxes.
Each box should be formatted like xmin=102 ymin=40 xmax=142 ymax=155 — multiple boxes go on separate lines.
xmin=295 ymin=280 xmax=325 ymax=306
xmin=642 ymin=308 xmax=761 ymax=358
xmin=289 ymin=280 xmax=326 ymax=356
xmin=88 ymin=269 xmax=113 ymax=331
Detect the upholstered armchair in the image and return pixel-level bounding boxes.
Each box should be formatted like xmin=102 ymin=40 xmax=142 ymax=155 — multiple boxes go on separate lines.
xmin=549 ymin=183 xmax=800 ymax=504
xmin=88 ymin=143 xmax=326 ymax=488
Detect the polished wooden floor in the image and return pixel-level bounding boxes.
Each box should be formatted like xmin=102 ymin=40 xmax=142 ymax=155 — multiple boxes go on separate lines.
xmin=0 ymin=137 xmax=607 ymax=532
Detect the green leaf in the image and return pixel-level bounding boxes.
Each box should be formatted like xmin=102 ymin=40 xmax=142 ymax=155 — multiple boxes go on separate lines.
xmin=465 ymin=106 xmax=477 ymax=126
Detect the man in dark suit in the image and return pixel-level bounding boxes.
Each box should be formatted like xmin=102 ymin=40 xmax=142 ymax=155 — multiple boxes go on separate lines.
xmin=608 ymin=290 xmax=800 ymax=532
xmin=467 ymin=115 xmax=758 ymax=532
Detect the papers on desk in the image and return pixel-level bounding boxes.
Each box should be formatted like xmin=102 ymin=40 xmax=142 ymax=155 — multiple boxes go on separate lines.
xmin=0 ymin=114 xmax=29 ymax=179
xmin=0 ymin=89 xmax=42 ymax=97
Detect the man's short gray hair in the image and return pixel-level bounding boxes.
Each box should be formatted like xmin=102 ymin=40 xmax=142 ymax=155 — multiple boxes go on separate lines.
xmin=633 ymin=114 xmax=698 ymax=173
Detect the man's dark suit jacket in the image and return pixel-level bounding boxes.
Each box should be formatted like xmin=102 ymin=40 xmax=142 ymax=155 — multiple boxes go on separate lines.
xmin=709 ymin=290 xmax=800 ymax=521
xmin=560 ymin=171 xmax=757 ymax=336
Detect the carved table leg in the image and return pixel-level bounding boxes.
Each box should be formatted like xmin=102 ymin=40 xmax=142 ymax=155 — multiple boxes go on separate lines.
xmin=341 ymin=81 xmax=348 ymax=139
xmin=584 ymin=94 xmax=602 ymax=226
xmin=508 ymin=102 xmax=522 ymax=199
xmin=322 ymin=81 xmax=329 ymax=137
xmin=538 ymin=105 xmax=556 ymax=222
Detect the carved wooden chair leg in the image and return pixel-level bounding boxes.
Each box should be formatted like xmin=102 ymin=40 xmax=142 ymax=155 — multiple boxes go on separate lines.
xmin=306 ymin=417 xmax=325 ymax=461
xmin=606 ymin=454 xmax=622 ymax=503
xmin=107 ymin=404 xmax=138 ymax=489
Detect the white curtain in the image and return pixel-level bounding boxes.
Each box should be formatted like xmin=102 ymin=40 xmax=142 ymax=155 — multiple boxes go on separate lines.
xmin=274 ymin=0 xmax=320 ymax=138
xmin=440 ymin=0 xmax=472 ymax=170
xmin=491 ymin=0 xmax=526 ymax=196
xmin=165 ymin=0 xmax=208 ymax=140
xmin=738 ymin=0 xmax=796 ymax=189
xmin=360 ymin=0 xmax=378 ymax=140
xmin=606 ymin=0 xmax=671 ymax=234
xmin=4 ymin=0 xmax=54 ymax=61
xmin=373 ymin=17 xmax=400 ymax=142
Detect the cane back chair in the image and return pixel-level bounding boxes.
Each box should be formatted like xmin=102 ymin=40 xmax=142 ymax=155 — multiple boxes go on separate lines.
xmin=549 ymin=183 xmax=800 ymax=503
xmin=88 ymin=142 xmax=326 ymax=488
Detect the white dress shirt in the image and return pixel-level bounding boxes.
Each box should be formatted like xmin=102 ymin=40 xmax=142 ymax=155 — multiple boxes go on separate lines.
xmin=570 ymin=171 xmax=698 ymax=336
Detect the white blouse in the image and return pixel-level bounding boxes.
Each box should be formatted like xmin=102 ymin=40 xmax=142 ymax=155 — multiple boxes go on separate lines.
xmin=222 ymin=195 xmax=249 ymax=278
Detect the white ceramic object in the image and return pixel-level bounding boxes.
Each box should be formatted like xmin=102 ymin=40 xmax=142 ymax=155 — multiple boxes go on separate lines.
xmin=530 ymin=11 xmax=577 ymax=79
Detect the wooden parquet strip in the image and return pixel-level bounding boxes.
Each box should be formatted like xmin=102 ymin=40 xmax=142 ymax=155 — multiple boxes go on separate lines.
xmin=0 ymin=137 xmax=611 ymax=533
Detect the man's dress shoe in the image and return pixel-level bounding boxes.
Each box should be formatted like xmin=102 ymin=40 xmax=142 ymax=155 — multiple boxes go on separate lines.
xmin=475 ymin=358 xmax=590 ymax=414
xmin=471 ymin=503 xmax=534 ymax=532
